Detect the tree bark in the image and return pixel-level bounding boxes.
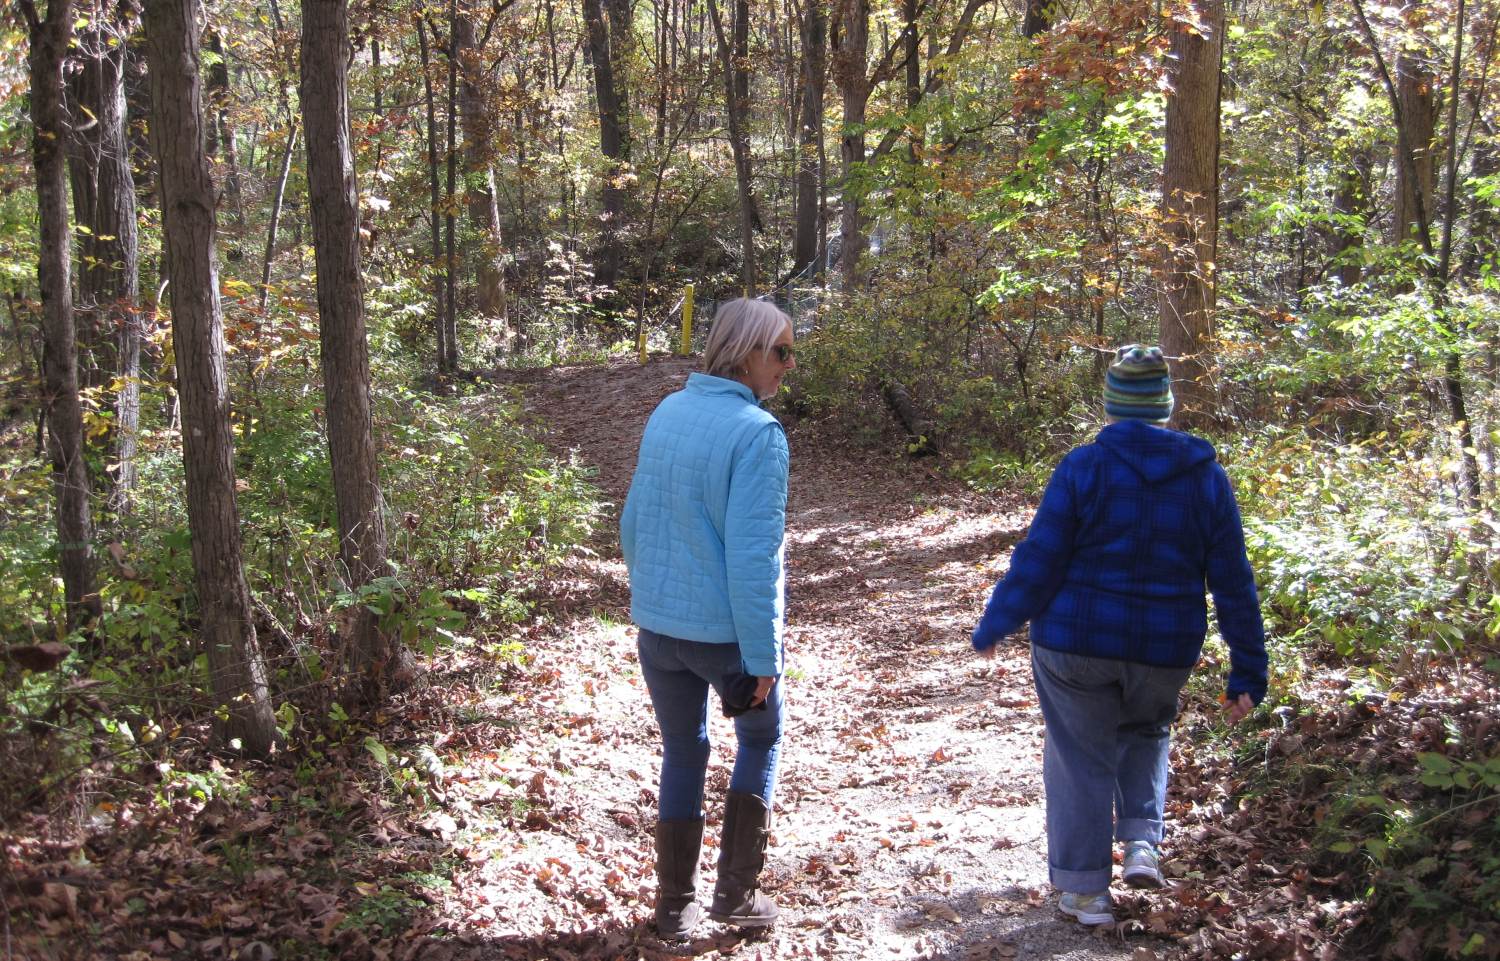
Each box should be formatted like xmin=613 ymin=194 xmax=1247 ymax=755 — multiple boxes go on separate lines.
xmin=206 ymin=29 xmax=245 ymax=228
xmin=144 ymin=0 xmax=278 ymax=756
xmin=1331 ymin=147 xmax=1371 ymax=286
xmin=257 ymin=122 xmax=298 ymax=313
xmin=792 ymin=0 xmax=826 ymax=276
xmin=833 ymin=0 xmax=870 ymax=291
xmin=23 ymin=0 xmax=100 ymax=630
xmin=1392 ymin=3 xmax=1437 ymax=244
xmin=583 ymin=0 xmax=630 ymax=298
xmin=455 ymin=14 xmax=509 ymax=323
xmin=1158 ymin=0 xmax=1223 ymax=429
xmin=301 ymin=0 xmax=414 ymax=696
xmin=708 ymin=0 xmax=759 ymax=293
xmin=66 ymin=1 xmax=143 ymax=515
xmin=416 ymin=17 xmax=452 ymax=373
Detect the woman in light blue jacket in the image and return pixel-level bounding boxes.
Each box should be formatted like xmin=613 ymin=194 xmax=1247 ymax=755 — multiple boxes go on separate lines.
xmin=621 ymin=297 xmax=796 ymax=938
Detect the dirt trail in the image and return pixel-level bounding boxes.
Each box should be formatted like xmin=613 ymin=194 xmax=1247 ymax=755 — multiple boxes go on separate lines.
xmin=473 ymin=356 xmax=1139 ymax=960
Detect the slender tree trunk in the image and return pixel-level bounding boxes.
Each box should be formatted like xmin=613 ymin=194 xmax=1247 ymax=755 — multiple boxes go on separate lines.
xmin=258 ymin=122 xmax=298 ymax=313
xmin=1461 ymin=112 xmax=1497 ymax=279
xmin=416 ymin=17 xmax=451 ymax=372
xmin=67 ymin=2 xmax=143 ymax=515
xmin=444 ymin=0 xmax=460 ymax=366
xmin=833 ymin=0 xmax=870 ymax=291
xmin=455 ymin=15 xmax=508 ymax=323
xmin=1332 ymin=146 xmax=1371 ymax=286
xmin=708 ymin=0 xmax=759 ymax=293
xmin=792 ymin=0 xmax=826 ymax=276
xmin=144 ymin=0 xmax=278 ymax=756
xmin=583 ymin=0 xmax=630 ymax=299
xmin=1158 ymin=0 xmax=1224 ymax=429
xmin=65 ymin=23 xmax=105 ymax=392
xmin=1353 ymin=0 xmax=1480 ymax=510
xmin=23 ymin=0 xmax=100 ymax=630
xmin=301 ymin=0 xmax=414 ymax=695
xmin=206 ymin=30 xmax=245 ymax=228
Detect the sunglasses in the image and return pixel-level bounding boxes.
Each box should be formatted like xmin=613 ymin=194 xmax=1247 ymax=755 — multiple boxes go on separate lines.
xmin=771 ymin=344 xmax=794 ymax=364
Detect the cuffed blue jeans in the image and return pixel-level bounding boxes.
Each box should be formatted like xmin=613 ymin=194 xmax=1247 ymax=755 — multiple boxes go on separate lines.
xmin=637 ymin=628 xmax=784 ymax=821
xmin=1030 ymin=644 xmax=1193 ymax=894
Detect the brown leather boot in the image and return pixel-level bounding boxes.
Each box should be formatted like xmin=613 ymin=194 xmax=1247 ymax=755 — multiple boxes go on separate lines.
xmin=708 ymin=791 xmax=779 ymax=927
xmin=654 ymin=818 xmax=704 ymax=939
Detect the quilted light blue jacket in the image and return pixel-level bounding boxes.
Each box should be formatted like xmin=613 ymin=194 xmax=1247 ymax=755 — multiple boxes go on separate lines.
xmin=621 ymin=373 xmax=789 ymax=676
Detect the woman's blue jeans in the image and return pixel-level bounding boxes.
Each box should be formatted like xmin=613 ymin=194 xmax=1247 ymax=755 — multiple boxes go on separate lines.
xmin=1030 ymin=644 xmax=1193 ymax=894
xmin=637 ymin=628 xmax=784 ymax=821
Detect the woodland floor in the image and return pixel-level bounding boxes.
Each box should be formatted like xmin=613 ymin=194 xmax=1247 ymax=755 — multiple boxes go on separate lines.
xmin=14 ymin=355 xmax=1433 ymax=961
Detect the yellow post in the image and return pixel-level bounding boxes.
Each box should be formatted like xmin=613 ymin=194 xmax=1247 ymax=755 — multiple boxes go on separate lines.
xmin=637 ymin=322 xmax=648 ymax=365
xmin=680 ymin=283 xmax=695 ymax=355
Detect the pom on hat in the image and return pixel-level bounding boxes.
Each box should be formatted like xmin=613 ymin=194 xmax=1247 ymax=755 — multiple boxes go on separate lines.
xmin=1103 ymin=344 xmax=1174 ymax=423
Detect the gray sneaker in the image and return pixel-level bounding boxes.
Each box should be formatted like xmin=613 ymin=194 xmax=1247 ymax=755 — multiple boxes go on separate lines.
xmin=1122 ymin=841 xmax=1163 ymax=888
xmin=1057 ymin=891 xmax=1113 ymax=925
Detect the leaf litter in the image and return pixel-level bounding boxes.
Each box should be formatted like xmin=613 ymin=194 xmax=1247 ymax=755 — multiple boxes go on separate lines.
xmin=7 ymin=356 xmax=1495 ymax=961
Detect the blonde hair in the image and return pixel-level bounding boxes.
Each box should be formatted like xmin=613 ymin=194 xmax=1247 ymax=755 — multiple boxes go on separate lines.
xmin=703 ymin=298 xmax=791 ymax=379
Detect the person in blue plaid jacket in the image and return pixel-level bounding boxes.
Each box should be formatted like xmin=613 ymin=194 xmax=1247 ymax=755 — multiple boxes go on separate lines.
xmin=970 ymin=344 xmax=1268 ymax=927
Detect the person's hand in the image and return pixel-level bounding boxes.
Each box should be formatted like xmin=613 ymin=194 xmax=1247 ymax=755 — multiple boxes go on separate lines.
xmin=1223 ymin=692 xmax=1254 ymax=724
xmin=750 ymin=675 xmax=776 ymax=707
xmin=976 ymin=641 xmax=999 ymax=659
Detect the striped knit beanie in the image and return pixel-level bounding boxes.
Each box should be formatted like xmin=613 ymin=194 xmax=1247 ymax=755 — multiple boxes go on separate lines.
xmin=1104 ymin=344 xmax=1174 ymax=423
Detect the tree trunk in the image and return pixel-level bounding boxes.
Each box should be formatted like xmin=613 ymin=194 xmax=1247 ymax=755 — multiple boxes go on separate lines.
xmin=444 ymin=0 xmax=459 ymax=366
xmin=708 ymin=0 xmax=759 ymax=293
xmin=301 ymin=0 xmax=414 ymax=696
xmin=1331 ymin=147 xmax=1371 ymax=286
xmin=416 ymin=17 xmax=452 ymax=373
xmin=1021 ymin=0 xmax=1049 ymax=36
xmin=257 ymin=122 xmax=298 ymax=312
xmin=833 ymin=0 xmax=870 ymax=291
xmin=455 ymin=14 xmax=509 ymax=323
xmin=1461 ymin=111 xmax=1496 ymax=279
xmin=792 ymin=0 xmax=826 ymax=276
xmin=24 ymin=0 xmax=100 ymax=630
xmin=144 ymin=0 xmax=279 ymax=757
xmin=206 ymin=30 xmax=245 ymax=228
xmin=1393 ymin=4 xmax=1437 ymax=245
xmin=1158 ymin=0 xmax=1223 ymax=429
xmin=583 ymin=0 xmax=630 ymax=298
xmin=66 ymin=3 xmax=143 ymax=515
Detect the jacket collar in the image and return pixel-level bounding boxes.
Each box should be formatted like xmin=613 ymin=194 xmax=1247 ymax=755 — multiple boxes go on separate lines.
xmin=687 ymin=372 xmax=756 ymax=404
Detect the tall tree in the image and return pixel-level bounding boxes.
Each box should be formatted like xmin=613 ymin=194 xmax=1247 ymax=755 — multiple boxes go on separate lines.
xmin=1392 ymin=1 xmax=1437 ymax=244
xmin=582 ymin=0 xmax=631 ymax=299
xmin=1158 ymin=0 xmax=1225 ymax=428
xmin=791 ymin=0 xmax=826 ymax=276
xmin=708 ymin=0 xmax=761 ymax=293
xmin=301 ymin=0 xmax=414 ymax=695
xmin=205 ymin=29 xmax=245 ymax=227
xmin=415 ymin=16 xmax=454 ymax=372
xmin=455 ymin=11 xmax=509 ymax=323
xmin=144 ymin=0 xmax=279 ymax=756
xmin=65 ymin=0 xmax=143 ymax=514
xmin=22 ymin=0 xmax=100 ymax=630
xmin=831 ymin=0 xmax=870 ymax=290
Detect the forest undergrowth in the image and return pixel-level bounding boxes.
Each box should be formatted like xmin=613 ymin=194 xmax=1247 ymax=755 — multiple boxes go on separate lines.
xmin=6 ymin=356 xmax=1497 ymax=961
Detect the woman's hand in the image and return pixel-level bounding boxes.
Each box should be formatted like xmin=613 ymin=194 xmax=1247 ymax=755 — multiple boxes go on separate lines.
xmin=750 ymin=676 xmax=776 ymax=707
xmin=1223 ymin=692 xmax=1254 ymax=724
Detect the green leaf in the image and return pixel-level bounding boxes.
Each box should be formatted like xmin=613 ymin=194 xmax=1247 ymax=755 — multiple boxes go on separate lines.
xmin=364 ymin=736 xmax=389 ymax=767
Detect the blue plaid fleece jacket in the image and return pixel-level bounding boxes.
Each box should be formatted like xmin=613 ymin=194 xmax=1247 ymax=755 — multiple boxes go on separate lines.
xmin=971 ymin=420 xmax=1268 ymax=704
xmin=621 ymin=374 xmax=788 ymax=677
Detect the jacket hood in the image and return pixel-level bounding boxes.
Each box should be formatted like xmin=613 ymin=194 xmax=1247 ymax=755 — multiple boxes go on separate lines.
xmin=1096 ymin=420 xmax=1216 ymax=483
